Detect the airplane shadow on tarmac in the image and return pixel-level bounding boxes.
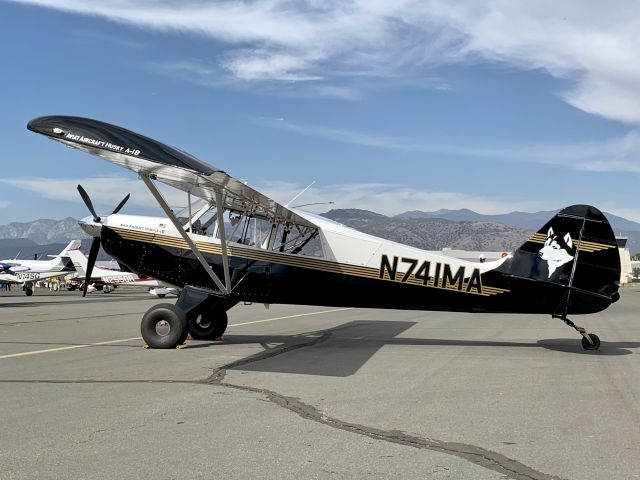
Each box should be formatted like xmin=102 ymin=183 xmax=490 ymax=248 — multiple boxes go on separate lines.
xmin=188 ymin=320 xmax=640 ymax=377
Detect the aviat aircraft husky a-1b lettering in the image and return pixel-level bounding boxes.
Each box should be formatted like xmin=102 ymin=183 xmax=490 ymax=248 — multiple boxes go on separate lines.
xmin=28 ymin=116 xmax=621 ymax=350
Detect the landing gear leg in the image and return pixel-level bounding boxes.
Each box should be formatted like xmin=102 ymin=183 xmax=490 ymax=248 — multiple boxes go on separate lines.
xmin=553 ymin=315 xmax=600 ymax=351
xmin=176 ymin=286 xmax=235 ymax=341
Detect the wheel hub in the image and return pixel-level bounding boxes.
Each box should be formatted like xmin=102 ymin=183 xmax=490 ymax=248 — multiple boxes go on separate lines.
xmin=155 ymin=319 xmax=171 ymax=337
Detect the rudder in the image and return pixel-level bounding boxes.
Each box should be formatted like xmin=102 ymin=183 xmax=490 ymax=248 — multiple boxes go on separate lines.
xmin=505 ymin=205 xmax=620 ymax=315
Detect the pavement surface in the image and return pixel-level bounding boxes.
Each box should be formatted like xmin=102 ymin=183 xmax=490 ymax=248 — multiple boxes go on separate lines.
xmin=1 ymin=286 xmax=639 ymax=480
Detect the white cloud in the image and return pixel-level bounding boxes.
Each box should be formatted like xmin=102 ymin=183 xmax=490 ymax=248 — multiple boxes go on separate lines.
xmin=12 ymin=0 xmax=640 ymax=122
xmin=257 ymin=181 xmax=541 ymax=216
xmin=0 ymin=200 xmax=10 ymax=209
xmin=256 ymin=118 xmax=640 ymax=173
xmin=222 ymin=50 xmax=322 ymax=82
xmin=9 ymin=175 xmax=640 ymax=223
xmin=0 ymin=176 xmax=188 ymax=214
xmin=0 ymin=175 xmax=540 ymax=217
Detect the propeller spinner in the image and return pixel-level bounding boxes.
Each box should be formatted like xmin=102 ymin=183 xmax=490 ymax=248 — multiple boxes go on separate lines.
xmin=77 ymin=184 xmax=130 ymax=297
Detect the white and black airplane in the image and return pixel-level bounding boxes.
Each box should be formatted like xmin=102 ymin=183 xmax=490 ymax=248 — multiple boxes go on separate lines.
xmin=0 ymin=240 xmax=80 ymax=295
xmin=27 ymin=116 xmax=621 ymax=350
xmin=65 ymin=248 xmax=177 ymax=297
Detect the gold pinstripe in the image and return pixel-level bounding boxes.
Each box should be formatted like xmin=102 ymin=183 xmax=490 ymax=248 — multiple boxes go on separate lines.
xmin=528 ymin=233 xmax=616 ymax=252
xmin=111 ymin=227 xmax=510 ymax=297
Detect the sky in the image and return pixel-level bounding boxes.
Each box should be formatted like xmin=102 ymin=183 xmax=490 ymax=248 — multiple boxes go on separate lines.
xmin=1 ymin=0 xmax=640 ymax=225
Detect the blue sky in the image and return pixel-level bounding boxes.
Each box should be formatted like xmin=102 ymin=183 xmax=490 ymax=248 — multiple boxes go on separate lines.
xmin=1 ymin=0 xmax=640 ymax=225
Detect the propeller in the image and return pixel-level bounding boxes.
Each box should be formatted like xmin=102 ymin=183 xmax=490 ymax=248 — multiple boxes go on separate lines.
xmin=76 ymin=184 xmax=130 ymax=297
xmin=77 ymin=184 xmax=100 ymax=223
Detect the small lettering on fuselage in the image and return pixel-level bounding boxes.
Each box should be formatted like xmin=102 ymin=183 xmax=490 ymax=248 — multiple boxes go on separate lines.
xmin=119 ymin=223 xmax=166 ymax=234
xmin=15 ymin=272 xmax=41 ymax=280
xmin=102 ymin=275 xmax=136 ymax=284
xmin=378 ymin=254 xmax=482 ymax=294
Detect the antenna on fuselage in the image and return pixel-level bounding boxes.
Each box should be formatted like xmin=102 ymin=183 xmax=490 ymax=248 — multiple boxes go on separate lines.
xmin=284 ymin=181 xmax=315 ymax=208
xmin=292 ymin=201 xmax=335 ymax=209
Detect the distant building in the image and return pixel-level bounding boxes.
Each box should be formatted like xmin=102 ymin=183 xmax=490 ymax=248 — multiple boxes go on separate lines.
xmin=631 ymin=260 xmax=640 ymax=279
xmin=616 ymin=237 xmax=633 ymax=285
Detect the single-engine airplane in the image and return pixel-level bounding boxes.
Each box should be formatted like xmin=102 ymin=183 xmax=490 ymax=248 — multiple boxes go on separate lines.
xmin=27 ymin=116 xmax=621 ymax=350
xmin=0 ymin=240 xmax=80 ymax=295
xmin=65 ymin=248 xmax=177 ymax=297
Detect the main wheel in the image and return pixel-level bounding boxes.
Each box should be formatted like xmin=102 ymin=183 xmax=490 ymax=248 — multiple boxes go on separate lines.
xmin=25 ymin=287 xmax=33 ymax=297
xmin=581 ymin=333 xmax=600 ymax=351
xmin=187 ymin=307 xmax=228 ymax=340
xmin=141 ymin=303 xmax=188 ymax=349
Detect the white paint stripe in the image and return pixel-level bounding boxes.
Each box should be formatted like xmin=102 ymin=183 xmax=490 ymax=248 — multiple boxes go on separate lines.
xmin=0 ymin=337 xmax=142 ymax=360
xmin=229 ymin=307 xmax=353 ymax=328
xmin=0 ymin=307 xmax=353 ymax=360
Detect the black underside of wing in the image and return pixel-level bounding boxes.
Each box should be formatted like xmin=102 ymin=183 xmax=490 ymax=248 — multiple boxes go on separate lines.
xmin=27 ymin=115 xmax=220 ymax=176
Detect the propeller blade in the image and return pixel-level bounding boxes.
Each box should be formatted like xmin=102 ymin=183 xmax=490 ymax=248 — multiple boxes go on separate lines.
xmin=112 ymin=193 xmax=130 ymax=215
xmin=77 ymin=184 xmax=100 ymax=223
xmin=82 ymin=237 xmax=101 ymax=297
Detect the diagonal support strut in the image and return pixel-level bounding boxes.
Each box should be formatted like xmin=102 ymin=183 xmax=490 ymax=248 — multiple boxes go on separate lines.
xmin=140 ymin=174 xmax=229 ymax=294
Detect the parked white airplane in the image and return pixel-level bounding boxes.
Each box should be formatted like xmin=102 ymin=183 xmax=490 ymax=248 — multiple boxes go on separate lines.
xmin=0 ymin=240 xmax=80 ymax=295
xmin=65 ymin=249 xmax=177 ymax=297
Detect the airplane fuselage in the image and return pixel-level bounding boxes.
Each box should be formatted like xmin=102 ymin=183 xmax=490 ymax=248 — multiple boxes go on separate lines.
xmin=96 ymin=213 xmax=615 ymax=316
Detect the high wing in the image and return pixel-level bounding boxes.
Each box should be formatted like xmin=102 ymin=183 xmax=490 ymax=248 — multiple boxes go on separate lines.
xmin=27 ymin=116 xmax=317 ymax=229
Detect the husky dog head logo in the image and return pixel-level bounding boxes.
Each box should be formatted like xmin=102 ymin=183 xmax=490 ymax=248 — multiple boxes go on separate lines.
xmin=538 ymin=227 xmax=575 ymax=278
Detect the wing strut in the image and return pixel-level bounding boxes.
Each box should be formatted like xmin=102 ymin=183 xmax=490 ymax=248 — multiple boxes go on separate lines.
xmin=215 ymin=190 xmax=232 ymax=290
xmin=140 ymin=174 xmax=230 ymax=294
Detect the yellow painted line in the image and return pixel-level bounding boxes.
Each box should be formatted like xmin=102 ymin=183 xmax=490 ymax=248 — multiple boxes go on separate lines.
xmin=0 ymin=307 xmax=353 ymax=360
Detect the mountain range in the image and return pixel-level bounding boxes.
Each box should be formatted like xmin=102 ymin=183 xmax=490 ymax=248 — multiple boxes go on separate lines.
xmin=396 ymin=208 xmax=640 ymax=232
xmin=1 ymin=207 xmax=638 ymax=260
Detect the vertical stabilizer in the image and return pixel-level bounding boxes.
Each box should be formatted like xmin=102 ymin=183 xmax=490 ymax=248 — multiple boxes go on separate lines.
xmin=501 ymin=205 xmax=620 ymax=314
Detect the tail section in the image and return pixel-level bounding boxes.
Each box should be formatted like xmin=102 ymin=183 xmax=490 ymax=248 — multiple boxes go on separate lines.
xmin=42 ymin=240 xmax=81 ymax=270
xmin=58 ymin=240 xmax=81 ymax=257
xmin=504 ymin=205 xmax=620 ymax=315
xmin=66 ymin=249 xmax=89 ymax=277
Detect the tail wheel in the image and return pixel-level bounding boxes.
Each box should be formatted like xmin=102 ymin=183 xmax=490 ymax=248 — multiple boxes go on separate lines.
xmin=187 ymin=307 xmax=228 ymax=340
xmin=581 ymin=333 xmax=601 ymax=351
xmin=141 ymin=303 xmax=187 ymax=349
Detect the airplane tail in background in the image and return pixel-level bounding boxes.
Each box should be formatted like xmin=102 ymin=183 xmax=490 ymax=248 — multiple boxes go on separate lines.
xmin=58 ymin=240 xmax=82 ymax=257
xmin=66 ymin=248 xmax=89 ymax=277
xmin=43 ymin=240 xmax=81 ymax=270
xmin=501 ymin=205 xmax=621 ymax=315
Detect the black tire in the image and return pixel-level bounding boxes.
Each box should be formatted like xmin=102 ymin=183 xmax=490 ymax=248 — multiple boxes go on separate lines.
xmin=187 ymin=308 xmax=228 ymax=340
xmin=25 ymin=288 xmax=33 ymax=297
xmin=581 ymin=333 xmax=601 ymax=351
xmin=140 ymin=303 xmax=188 ymax=349
xmin=157 ymin=294 xmax=166 ymax=298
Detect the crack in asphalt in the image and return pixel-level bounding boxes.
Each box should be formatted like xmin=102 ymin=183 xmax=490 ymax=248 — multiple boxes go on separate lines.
xmin=1 ymin=328 xmax=566 ymax=480
xmin=201 ymin=331 xmax=566 ymax=480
